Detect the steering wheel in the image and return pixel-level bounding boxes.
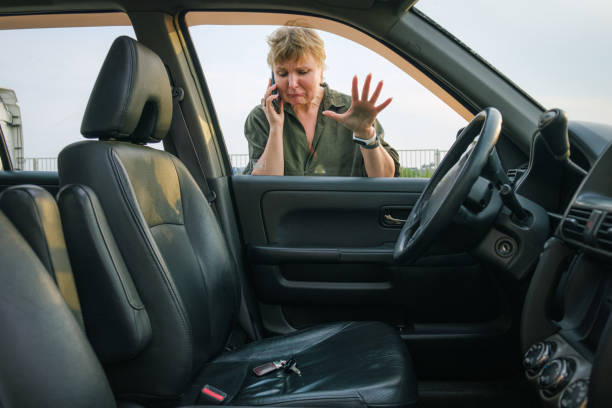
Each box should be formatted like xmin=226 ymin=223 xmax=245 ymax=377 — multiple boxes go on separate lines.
xmin=393 ymin=107 xmax=502 ymax=264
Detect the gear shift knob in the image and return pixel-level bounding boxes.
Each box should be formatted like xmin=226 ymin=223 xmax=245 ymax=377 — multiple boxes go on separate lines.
xmin=538 ymin=109 xmax=570 ymax=161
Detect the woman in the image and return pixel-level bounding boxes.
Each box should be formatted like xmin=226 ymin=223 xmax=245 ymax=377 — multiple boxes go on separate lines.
xmin=244 ymin=26 xmax=399 ymax=177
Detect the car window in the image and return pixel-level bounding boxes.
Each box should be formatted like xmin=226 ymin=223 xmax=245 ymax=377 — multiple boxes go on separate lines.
xmin=186 ymin=13 xmax=468 ymax=177
xmin=0 ymin=13 xmax=135 ymax=171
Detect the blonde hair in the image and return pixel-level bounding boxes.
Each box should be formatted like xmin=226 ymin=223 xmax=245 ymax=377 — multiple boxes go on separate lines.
xmin=266 ymin=25 xmax=326 ymax=68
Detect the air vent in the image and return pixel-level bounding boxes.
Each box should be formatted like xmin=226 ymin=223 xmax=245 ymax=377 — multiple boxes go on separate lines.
xmin=506 ymin=168 xmax=526 ymax=184
xmin=596 ymin=213 xmax=612 ymax=252
xmin=562 ymin=207 xmax=593 ymax=241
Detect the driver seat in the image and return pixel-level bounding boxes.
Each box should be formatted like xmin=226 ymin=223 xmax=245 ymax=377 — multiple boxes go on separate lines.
xmin=58 ymin=36 xmax=417 ymax=407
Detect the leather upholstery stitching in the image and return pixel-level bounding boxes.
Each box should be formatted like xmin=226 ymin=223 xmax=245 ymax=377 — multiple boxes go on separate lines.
xmin=169 ymin=156 xmax=211 ymax=372
xmin=170 ymin=155 xmax=243 ymax=327
xmin=299 ymin=321 xmax=354 ymax=353
xmin=148 ymin=221 xmax=184 ymax=228
xmin=15 ymin=188 xmax=56 ymax=279
xmin=247 ymin=394 xmax=365 ymax=406
xmin=77 ymin=185 xmax=144 ymax=310
xmin=117 ymin=38 xmax=136 ymax=138
xmin=107 ymin=146 xmax=195 ymax=358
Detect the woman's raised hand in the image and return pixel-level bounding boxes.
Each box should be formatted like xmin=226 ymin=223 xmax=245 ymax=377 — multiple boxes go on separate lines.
xmin=322 ymin=73 xmax=392 ymax=139
xmin=262 ymin=79 xmax=284 ymax=128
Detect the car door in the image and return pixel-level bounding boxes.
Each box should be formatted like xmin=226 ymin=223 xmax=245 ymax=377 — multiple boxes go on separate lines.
xmin=184 ymin=11 xmax=524 ymax=381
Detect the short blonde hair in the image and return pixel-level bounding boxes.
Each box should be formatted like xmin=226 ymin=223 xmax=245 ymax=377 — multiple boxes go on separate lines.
xmin=266 ymin=26 xmax=326 ymax=68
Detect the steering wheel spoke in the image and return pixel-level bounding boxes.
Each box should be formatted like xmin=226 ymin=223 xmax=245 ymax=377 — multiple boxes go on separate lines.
xmin=393 ymin=108 xmax=502 ymax=264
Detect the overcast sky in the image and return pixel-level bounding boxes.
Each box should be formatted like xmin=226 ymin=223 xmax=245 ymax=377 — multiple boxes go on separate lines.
xmin=0 ymin=0 xmax=610 ymax=159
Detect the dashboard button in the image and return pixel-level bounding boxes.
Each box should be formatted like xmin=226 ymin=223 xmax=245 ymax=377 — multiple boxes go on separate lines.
xmin=524 ymin=341 xmax=556 ymax=374
xmin=559 ymin=379 xmax=588 ymax=408
xmin=538 ymin=358 xmax=575 ymax=395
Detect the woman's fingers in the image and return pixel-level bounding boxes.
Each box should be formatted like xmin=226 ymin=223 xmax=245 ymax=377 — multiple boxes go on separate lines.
xmin=265 ymin=93 xmax=282 ymax=114
xmin=351 ymin=75 xmax=359 ymax=101
xmin=375 ymin=97 xmax=393 ymax=113
xmin=322 ymin=110 xmax=343 ymax=122
xmin=262 ymin=81 xmax=279 ymax=112
xmin=369 ymin=80 xmax=383 ymax=104
xmin=361 ymin=73 xmax=372 ymax=102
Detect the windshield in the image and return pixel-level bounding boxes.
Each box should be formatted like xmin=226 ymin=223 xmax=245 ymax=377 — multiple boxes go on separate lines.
xmin=417 ymin=0 xmax=612 ymax=126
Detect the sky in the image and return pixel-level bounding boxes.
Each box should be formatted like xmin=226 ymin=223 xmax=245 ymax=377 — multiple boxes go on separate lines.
xmin=0 ymin=0 xmax=610 ymax=159
xmin=417 ymin=0 xmax=612 ymax=123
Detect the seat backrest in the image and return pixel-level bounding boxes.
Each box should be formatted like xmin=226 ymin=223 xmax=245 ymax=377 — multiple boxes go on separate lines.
xmin=0 ymin=185 xmax=116 ymax=408
xmin=58 ymin=184 xmax=152 ymax=364
xmin=58 ymin=36 xmax=241 ymax=401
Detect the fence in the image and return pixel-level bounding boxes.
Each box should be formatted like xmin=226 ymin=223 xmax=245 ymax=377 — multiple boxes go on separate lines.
xmin=17 ymin=157 xmax=58 ymax=171
xmin=18 ymin=149 xmax=447 ymax=177
xmin=231 ymin=149 xmax=447 ymax=177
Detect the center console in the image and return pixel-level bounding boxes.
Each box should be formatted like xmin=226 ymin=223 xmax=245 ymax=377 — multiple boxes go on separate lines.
xmin=520 ymin=140 xmax=612 ymax=408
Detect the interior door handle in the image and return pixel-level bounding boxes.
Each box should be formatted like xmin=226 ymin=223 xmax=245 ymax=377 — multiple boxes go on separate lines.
xmin=380 ymin=206 xmax=411 ymax=228
xmin=384 ymin=213 xmax=406 ymax=225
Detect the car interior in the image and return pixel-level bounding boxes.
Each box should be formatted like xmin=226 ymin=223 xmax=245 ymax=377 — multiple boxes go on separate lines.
xmin=0 ymin=1 xmax=611 ymax=408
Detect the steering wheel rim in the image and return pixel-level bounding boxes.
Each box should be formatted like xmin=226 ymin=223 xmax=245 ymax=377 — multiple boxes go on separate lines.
xmin=393 ymin=107 xmax=502 ymax=264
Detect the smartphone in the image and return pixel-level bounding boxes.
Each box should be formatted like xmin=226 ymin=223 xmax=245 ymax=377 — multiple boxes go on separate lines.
xmin=270 ymin=70 xmax=281 ymax=114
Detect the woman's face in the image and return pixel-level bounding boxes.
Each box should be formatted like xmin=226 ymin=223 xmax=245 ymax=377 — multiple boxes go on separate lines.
xmin=273 ymin=53 xmax=324 ymax=108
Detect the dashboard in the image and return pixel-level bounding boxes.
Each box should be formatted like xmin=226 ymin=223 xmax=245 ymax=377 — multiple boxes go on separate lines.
xmin=519 ymin=120 xmax=612 ymax=408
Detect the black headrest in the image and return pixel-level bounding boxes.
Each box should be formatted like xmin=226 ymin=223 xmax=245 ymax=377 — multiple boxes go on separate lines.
xmin=81 ymin=36 xmax=172 ymax=144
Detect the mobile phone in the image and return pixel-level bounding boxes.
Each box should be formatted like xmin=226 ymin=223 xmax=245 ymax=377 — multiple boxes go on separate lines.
xmin=270 ymin=70 xmax=281 ymax=114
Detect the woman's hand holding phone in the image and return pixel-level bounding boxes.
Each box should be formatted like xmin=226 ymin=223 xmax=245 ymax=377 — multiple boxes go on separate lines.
xmin=263 ymin=77 xmax=284 ymax=129
xmin=270 ymin=70 xmax=282 ymax=114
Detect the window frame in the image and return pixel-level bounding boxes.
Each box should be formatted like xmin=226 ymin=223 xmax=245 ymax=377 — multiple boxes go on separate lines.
xmin=0 ymin=123 xmax=13 ymax=171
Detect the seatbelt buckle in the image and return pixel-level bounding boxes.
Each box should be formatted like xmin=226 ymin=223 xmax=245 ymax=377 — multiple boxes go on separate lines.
xmin=253 ymin=360 xmax=286 ymax=376
xmin=200 ymin=384 xmax=227 ymax=405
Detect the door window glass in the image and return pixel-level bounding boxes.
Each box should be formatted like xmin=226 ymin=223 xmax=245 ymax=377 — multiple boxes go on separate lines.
xmin=187 ymin=14 xmax=468 ymax=177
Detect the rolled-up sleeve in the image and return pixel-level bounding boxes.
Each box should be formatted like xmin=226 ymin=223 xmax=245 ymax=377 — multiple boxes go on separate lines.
xmin=243 ymin=106 xmax=270 ymax=175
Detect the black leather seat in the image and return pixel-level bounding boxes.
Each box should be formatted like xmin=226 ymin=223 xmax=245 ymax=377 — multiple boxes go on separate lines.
xmin=58 ymin=36 xmax=417 ymax=407
xmin=0 ymin=185 xmax=116 ymax=408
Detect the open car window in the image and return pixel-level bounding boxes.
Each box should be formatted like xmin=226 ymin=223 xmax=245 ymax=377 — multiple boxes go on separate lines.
xmin=0 ymin=13 xmax=135 ymax=171
xmin=186 ymin=12 xmax=470 ymax=177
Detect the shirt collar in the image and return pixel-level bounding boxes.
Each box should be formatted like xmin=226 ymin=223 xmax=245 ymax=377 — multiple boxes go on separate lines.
xmin=321 ymin=83 xmax=346 ymax=110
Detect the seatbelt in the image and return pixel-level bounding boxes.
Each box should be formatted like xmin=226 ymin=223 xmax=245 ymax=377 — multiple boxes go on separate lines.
xmin=170 ymin=86 xmax=217 ymax=205
xmin=169 ymin=86 xmax=261 ymax=341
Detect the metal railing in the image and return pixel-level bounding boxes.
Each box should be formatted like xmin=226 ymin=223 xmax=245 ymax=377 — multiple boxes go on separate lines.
xmin=18 ymin=149 xmax=448 ymax=177
xmin=231 ymin=149 xmax=447 ymax=177
xmin=17 ymin=157 xmax=58 ymax=171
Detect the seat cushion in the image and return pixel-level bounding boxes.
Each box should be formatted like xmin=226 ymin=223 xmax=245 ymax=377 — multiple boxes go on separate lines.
xmin=184 ymin=321 xmax=417 ymax=407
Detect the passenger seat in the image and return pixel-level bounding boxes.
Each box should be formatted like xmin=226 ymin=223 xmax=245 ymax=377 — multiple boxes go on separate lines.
xmin=58 ymin=36 xmax=417 ymax=407
xmin=0 ymin=185 xmax=116 ymax=408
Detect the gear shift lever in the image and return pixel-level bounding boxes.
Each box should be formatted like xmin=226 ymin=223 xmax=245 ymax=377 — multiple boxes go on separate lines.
xmin=538 ymin=108 xmax=587 ymax=175
xmin=538 ymin=109 xmax=570 ymax=161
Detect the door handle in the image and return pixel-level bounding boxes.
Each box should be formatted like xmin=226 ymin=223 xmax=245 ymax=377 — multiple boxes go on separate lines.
xmin=380 ymin=206 xmax=412 ymax=228
xmin=384 ymin=213 xmax=406 ymax=225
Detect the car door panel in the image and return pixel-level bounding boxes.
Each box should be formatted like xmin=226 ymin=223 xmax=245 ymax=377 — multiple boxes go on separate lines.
xmin=233 ymin=176 xmax=504 ymax=324
xmin=0 ymin=171 xmax=59 ymax=195
xmin=233 ymin=175 xmax=513 ymax=379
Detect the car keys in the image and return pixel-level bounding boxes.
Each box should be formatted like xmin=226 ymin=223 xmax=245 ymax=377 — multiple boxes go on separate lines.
xmin=253 ymin=359 xmax=302 ymax=376
xmin=284 ymin=358 xmax=302 ymax=376
xmin=253 ymin=360 xmax=286 ymax=376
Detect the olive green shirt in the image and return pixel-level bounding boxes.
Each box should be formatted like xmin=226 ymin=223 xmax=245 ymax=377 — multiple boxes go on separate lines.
xmin=243 ymin=84 xmax=400 ymax=177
